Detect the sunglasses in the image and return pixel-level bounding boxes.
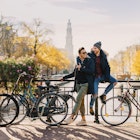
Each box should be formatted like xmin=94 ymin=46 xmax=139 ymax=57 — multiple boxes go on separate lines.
xmin=81 ymin=52 xmax=87 ymax=54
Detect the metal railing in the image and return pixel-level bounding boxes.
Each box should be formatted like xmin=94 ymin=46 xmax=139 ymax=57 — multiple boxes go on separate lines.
xmin=49 ymin=80 xmax=140 ymax=123
xmin=0 ymin=79 xmax=140 ymax=123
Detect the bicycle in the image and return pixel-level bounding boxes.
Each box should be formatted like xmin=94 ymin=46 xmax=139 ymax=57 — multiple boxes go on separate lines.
xmin=5 ymin=72 xmax=68 ymax=126
xmin=0 ymin=93 xmax=19 ymax=127
xmin=100 ymin=80 xmax=140 ymax=126
xmin=36 ymin=76 xmax=78 ymax=123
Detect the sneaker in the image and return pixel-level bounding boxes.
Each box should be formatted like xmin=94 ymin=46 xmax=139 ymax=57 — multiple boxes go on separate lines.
xmin=64 ymin=116 xmax=74 ymax=124
xmin=100 ymin=94 xmax=106 ymax=104
xmin=76 ymin=120 xmax=87 ymax=126
xmin=90 ymin=107 xmax=94 ymax=115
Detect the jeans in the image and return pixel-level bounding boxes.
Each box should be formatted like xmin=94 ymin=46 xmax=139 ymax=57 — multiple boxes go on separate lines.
xmin=90 ymin=75 xmax=117 ymax=108
xmin=72 ymin=83 xmax=88 ymax=116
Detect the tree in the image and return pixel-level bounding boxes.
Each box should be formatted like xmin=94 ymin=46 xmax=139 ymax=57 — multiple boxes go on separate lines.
xmin=13 ymin=36 xmax=34 ymax=58
xmin=36 ymin=44 xmax=70 ymax=74
xmin=109 ymin=58 xmax=119 ymax=74
xmin=131 ymin=50 xmax=140 ymax=75
xmin=22 ymin=19 xmax=52 ymax=55
xmin=0 ymin=17 xmax=17 ymax=57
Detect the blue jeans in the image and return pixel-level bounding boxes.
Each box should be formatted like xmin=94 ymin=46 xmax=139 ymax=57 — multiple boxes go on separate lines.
xmin=90 ymin=75 xmax=117 ymax=108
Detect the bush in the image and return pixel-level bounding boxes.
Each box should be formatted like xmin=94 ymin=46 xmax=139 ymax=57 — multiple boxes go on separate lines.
xmin=0 ymin=56 xmax=40 ymax=82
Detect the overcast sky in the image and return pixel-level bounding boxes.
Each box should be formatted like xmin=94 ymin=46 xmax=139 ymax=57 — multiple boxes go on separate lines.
xmin=1 ymin=0 xmax=140 ymax=58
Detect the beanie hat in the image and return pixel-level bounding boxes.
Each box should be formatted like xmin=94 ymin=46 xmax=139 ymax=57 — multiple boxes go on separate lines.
xmin=94 ymin=41 xmax=102 ymax=50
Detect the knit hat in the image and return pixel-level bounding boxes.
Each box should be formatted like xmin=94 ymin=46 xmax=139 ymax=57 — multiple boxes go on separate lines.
xmin=94 ymin=41 xmax=102 ymax=50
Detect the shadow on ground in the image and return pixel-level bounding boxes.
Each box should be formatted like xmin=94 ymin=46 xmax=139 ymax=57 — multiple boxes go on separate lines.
xmin=1 ymin=122 xmax=140 ymax=140
xmin=0 ymin=130 xmax=10 ymax=140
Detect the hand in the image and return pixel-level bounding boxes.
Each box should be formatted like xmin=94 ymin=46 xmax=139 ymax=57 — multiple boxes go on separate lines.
xmin=60 ymin=78 xmax=64 ymax=81
xmin=100 ymin=80 xmax=106 ymax=83
xmin=76 ymin=63 xmax=81 ymax=71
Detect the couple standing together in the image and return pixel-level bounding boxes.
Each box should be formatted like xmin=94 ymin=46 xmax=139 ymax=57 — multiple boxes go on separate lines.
xmin=62 ymin=41 xmax=117 ymax=126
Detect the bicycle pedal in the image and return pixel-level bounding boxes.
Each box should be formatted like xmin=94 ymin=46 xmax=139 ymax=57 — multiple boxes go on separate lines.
xmin=31 ymin=119 xmax=36 ymax=121
xmin=32 ymin=116 xmax=39 ymax=120
xmin=50 ymin=124 xmax=60 ymax=127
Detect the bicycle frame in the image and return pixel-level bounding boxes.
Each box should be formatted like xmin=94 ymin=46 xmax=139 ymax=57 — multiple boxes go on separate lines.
xmin=11 ymin=72 xmax=40 ymax=120
xmin=22 ymin=78 xmax=37 ymax=104
xmin=122 ymin=81 xmax=140 ymax=111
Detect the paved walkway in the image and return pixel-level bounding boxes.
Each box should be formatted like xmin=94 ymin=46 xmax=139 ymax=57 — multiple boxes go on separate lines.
xmin=0 ymin=118 xmax=140 ymax=140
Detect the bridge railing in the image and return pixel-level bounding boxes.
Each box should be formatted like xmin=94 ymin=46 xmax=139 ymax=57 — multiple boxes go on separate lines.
xmin=0 ymin=79 xmax=140 ymax=122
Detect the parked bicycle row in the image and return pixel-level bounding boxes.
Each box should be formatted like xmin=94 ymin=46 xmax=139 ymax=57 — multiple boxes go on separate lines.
xmin=1 ymin=70 xmax=140 ymax=127
xmin=0 ymin=72 xmax=78 ymax=127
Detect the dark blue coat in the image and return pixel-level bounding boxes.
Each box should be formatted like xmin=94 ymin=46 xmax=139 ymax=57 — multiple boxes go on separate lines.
xmin=76 ymin=57 xmax=95 ymax=94
xmin=63 ymin=57 xmax=95 ymax=94
xmin=88 ymin=50 xmax=110 ymax=82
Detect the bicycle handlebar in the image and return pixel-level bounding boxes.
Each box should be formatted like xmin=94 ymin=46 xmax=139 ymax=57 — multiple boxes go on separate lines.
xmin=19 ymin=72 xmax=34 ymax=78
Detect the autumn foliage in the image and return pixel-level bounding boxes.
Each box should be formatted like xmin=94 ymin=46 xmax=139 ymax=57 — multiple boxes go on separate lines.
xmin=109 ymin=45 xmax=140 ymax=78
xmin=0 ymin=18 xmax=71 ymax=78
xmin=131 ymin=50 xmax=140 ymax=75
xmin=36 ymin=44 xmax=70 ymax=70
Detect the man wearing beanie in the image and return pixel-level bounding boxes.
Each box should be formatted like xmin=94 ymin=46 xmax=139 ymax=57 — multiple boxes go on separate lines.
xmin=88 ymin=41 xmax=117 ymax=115
xmin=94 ymin=41 xmax=102 ymax=50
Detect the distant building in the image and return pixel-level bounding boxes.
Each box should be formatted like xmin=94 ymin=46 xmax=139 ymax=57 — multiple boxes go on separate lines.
xmin=65 ymin=19 xmax=74 ymax=61
xmin=112 ymin=44 xmax=140 ymax=79
xmin=64 ymin=19 xmax=75 ymax=71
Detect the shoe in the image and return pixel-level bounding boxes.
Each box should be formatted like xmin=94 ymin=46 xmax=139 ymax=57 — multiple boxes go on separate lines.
xmin=46 ymin=117 xmax=52 ymax=123
xmin=90 ymin=107 xmax=94 ymax=115
xmin=100 ymin=94 xmax=106 ymax=104
xmin=76 ymin=120 xmax=87 ymax=126
xmin=64 ymin=116 xmax=74 ymax=124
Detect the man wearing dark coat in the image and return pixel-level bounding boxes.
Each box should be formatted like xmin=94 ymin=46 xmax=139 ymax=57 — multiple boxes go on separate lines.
xmin=62 ymin=47 xmax=95 ymax=125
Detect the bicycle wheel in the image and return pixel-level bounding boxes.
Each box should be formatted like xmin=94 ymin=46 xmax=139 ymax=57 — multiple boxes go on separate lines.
xmin=37 ymin=93 xmax=68 ymax=126
xmin=100 ymin=96 xmax=131 ymax=126
xmin=12 ymin=94 xmax=29 ymax=124
xmin=0 ymin=94 xmax=19 ymax=127
xmin=61 ymin=94 xmax=78 ymax=122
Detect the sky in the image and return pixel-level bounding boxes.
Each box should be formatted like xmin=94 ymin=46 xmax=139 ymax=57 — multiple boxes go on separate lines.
xmin=0 ymin=0 xmax=140 ymax=59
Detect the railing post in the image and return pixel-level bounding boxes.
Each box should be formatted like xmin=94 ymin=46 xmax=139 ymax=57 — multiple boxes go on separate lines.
xmin=94 ymin=97 xmax=100 ymax=124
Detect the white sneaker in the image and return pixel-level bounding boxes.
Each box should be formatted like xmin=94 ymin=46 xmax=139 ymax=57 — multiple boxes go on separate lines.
xmin=64 ymin=116 xmax=74 ymax=124
xmin=76 ymin=120 xmax=87 ymax=126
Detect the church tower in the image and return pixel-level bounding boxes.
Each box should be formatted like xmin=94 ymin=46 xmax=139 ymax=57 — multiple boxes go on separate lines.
xmin=65 ymin=19 xmax=74 ymax=62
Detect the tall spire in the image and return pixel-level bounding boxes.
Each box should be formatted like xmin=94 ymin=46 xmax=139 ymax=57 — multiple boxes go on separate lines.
xmin=65 ymin=19 xmax=74 ymax=61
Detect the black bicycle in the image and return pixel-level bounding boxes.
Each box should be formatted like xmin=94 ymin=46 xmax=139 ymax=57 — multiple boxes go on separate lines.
xmin=36 ymin=76 xmax=78 ymax=123
xmin=12 ymin=72 xmax=68 ymax=126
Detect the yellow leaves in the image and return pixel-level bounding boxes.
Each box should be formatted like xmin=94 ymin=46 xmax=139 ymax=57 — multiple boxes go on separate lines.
xmin=13 ymin=37 xmax=34 ymax=58
xmin=5 ymin=26 xmax=11 ymax=30
xmin=109 ymin=45 xmax=140 ymax=76
xmin=36 ymin=44 xmax=70 ymax=70
xmin=131 ymin=50 xmax=140 ymax=75
xmin=109 ymin=59 xmax=119 ymax=74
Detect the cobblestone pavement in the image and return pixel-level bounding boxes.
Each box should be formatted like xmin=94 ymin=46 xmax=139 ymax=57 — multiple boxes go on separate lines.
xmin=0 ymin=118 xmax=140 ymax=140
